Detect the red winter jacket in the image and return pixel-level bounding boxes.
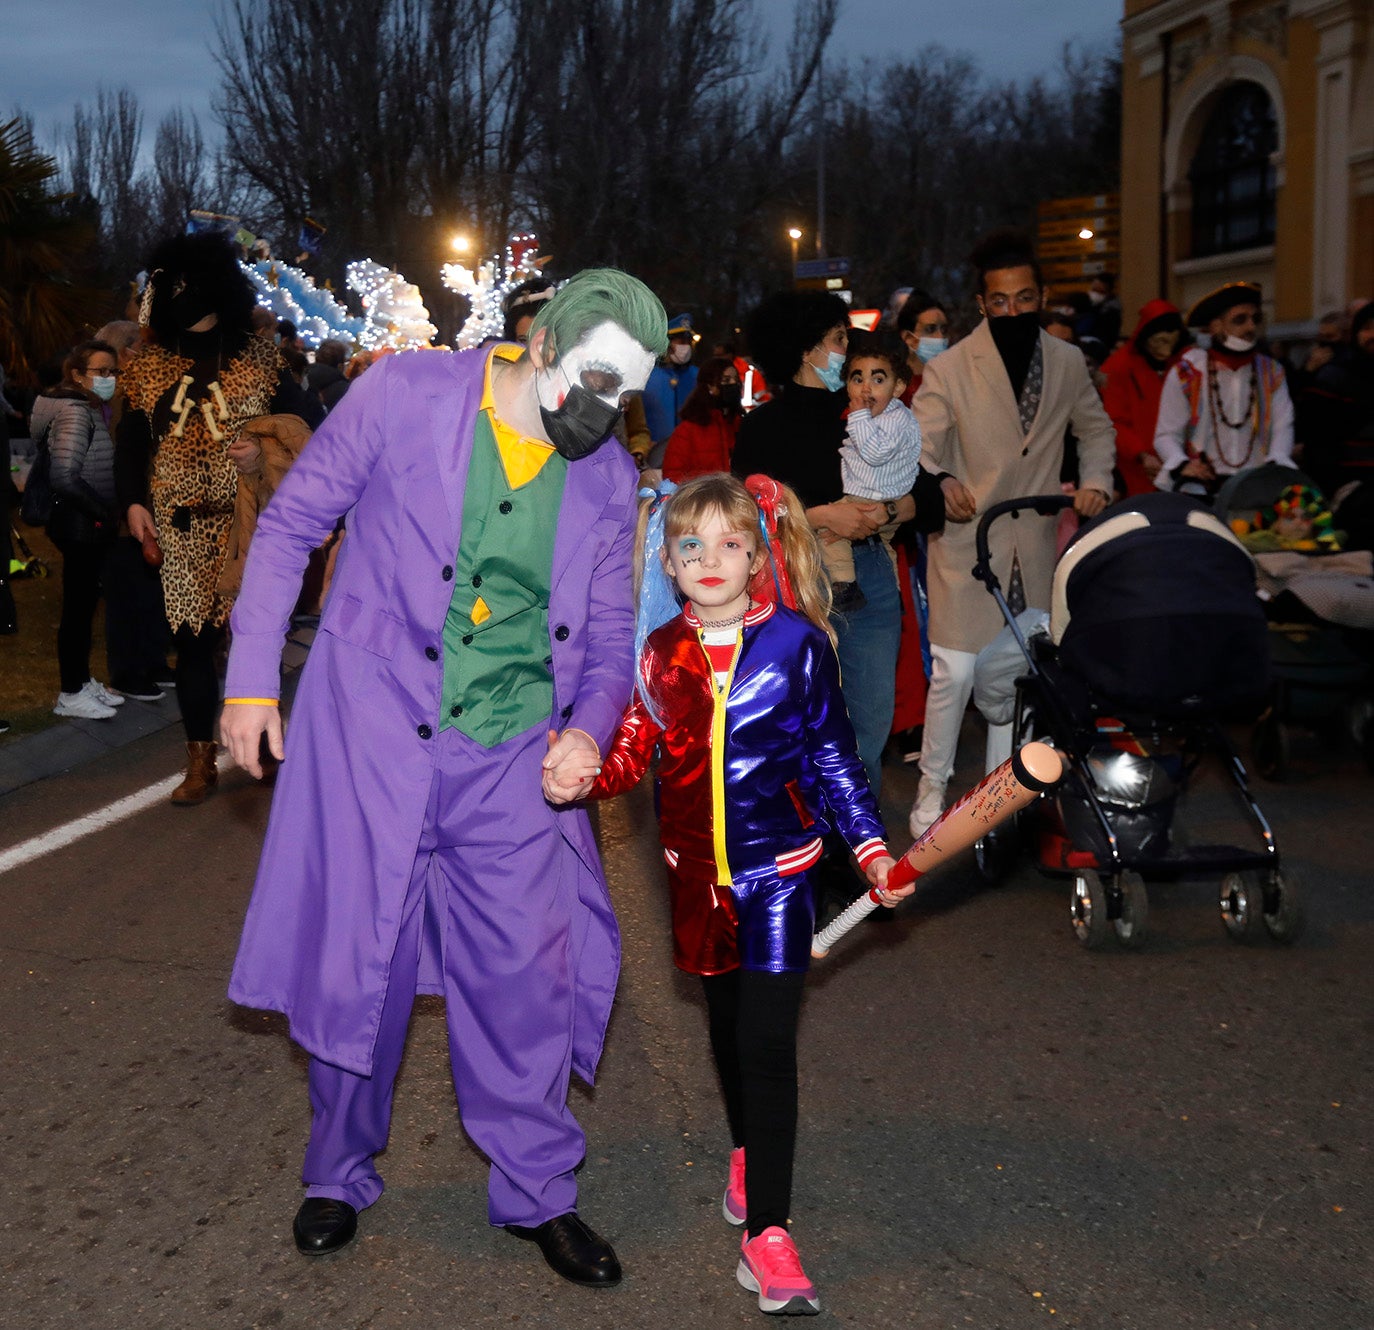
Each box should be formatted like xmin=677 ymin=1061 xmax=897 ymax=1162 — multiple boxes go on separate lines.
xmin=1101 ymin=299 xmax=1184 ymax=496
xmin=663 ymin=411 xmax=739 ymax=482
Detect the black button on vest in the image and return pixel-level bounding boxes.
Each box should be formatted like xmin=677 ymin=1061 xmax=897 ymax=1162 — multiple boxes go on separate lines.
xmin=462 ymin=634 xmax=473 ymax=646
xmin=554 ymin=625 xmax=570 ymax=641
xmin=450 ymin=704 xmax=463 ymax=718
xmin=441 ymin=565 xmax=453 ymax=581
xmin=471 ymin=574 xmax=483 ymax=588
xmin=417 ymin=724 xmax=433 ymax=739
xmin=425 ymin=646 xmax=439 ymax=661
xmin=498 ymin=500 xmax=513 ymax=514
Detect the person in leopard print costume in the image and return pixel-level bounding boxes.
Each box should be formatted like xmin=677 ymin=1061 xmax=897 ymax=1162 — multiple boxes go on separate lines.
xmin=116 ymin=232 xmax=304 ymax=804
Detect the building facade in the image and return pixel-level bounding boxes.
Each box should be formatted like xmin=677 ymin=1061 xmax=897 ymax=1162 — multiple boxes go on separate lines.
xmin=1119 ymin=0 xmax=1373 ymax=338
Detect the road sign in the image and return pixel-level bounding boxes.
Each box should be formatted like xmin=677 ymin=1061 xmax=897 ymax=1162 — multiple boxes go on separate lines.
xmin=794 ymin=257 xmax=850 ymax=280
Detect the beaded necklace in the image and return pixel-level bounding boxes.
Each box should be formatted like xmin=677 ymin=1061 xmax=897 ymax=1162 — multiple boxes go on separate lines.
xmin=696 ymin=602 xmax=752 ymax=631
xmin=1206 ymin=356 xmax=1259 ymax=468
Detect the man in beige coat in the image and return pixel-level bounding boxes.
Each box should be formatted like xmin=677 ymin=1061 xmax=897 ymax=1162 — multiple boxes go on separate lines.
xmin=911 ymin=231 xmax=1115 ymax=835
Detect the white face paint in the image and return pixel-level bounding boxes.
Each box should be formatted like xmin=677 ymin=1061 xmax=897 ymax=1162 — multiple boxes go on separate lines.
xmin=535 ymin=319 xmax=656 ymax=414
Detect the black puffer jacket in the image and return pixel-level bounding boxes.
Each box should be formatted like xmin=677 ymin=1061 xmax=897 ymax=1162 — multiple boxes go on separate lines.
xmin=34 ymin=389 xmax=117 ymax=544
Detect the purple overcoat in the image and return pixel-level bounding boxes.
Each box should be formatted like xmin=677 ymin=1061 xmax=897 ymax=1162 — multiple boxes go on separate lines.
xmin=225 ymin=348 xmax=637 ymax=1081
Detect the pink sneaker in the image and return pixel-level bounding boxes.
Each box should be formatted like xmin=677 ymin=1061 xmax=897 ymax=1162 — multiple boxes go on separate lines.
xmin=723 ymin=1147 xmax=746 ymax=1226
xmin=737 ymin=1226 xmax=819 ymax=1316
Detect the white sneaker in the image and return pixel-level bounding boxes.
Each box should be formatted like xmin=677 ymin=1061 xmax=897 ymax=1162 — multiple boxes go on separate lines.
xmin=54 ymin=690 xmax=117 ymax=720
xmin=909 ymin=776 xmax=946 ymax=840
xmin=82 ymin=679 xmax=126 ymax=706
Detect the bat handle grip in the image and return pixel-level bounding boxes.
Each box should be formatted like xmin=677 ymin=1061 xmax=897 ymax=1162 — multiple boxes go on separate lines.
xmin=811 ymin=889 xmax=882 ymax=959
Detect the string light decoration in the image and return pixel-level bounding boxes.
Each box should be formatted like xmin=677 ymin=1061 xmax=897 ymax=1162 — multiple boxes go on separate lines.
xmin=441 ymin=233 xmax=547 ymax=349
xmin=346 ymin=259 xmax=439 ymax=350
xmin=240 ymin=259 xmax=367 ymax=349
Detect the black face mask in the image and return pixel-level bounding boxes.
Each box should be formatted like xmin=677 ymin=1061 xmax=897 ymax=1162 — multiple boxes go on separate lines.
xmin=540 ymin=385 xmax=622 ymax=460
xmin=168 ymin=287 xmax=215 ymax=331
xmin=986 ymin=309 xmax=1041 ymax=355
xmin=716 ymin=383 xmax=743 ymax=411
xmin=986 ymin=310 xmax=1041 ymax=400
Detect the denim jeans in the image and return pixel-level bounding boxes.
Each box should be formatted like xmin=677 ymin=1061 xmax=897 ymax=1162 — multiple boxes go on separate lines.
xmin=833 ymin=539 xmax=902 ymax=800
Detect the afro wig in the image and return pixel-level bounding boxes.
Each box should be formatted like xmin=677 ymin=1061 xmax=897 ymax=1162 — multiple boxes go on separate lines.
xmin=143 ymin=231 xmax=257 ymax=349
xmin=743 ymin=290 xmax=851 ymax=386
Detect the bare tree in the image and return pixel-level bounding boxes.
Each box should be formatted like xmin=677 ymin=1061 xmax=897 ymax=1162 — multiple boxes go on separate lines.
xmin=150 ymin=109 xmax=208 ymax=241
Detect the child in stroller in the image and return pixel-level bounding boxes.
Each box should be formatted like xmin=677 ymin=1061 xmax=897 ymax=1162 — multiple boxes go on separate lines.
xmin=970 ymin=489 xmax=1303 ymax=949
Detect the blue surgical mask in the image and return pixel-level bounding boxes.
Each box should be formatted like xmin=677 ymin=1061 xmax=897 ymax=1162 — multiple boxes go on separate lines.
xmin=812 ymin=349 xmax=845 ymax=392
xmin=916 ymin=336 xmax=948 ymax=364
xmin=89 ymin=375 xmax=117 ymax=402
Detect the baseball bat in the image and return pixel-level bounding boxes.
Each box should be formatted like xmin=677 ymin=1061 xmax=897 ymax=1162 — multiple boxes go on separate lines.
xmin=811 ymin=740 xmax=1065 ymax=959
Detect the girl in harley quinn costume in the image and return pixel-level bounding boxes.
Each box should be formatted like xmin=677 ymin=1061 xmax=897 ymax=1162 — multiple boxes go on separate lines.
xmin=559 ymin=472 xmax=907 ymax=1316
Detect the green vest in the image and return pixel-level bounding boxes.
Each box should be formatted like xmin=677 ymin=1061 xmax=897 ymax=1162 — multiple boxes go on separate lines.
xmin=440 ymin=412 xmax=568 ymax=745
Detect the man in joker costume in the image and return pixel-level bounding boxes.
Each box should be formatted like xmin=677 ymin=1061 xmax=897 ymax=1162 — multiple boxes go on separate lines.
xmin=220 ymin=270 xmax=668 ymax=1284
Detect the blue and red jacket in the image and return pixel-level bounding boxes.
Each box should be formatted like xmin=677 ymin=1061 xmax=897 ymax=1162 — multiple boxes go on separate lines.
xmin=590 ymin=601 xmax=888 ymax=885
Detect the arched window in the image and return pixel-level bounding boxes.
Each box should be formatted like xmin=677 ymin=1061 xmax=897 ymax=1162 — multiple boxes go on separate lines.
xmin=1188 ymin=82 xmax=1278 ymax=257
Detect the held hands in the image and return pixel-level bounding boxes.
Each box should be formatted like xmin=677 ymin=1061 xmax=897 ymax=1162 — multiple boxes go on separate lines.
xmin=865 ymin=854 xmax=913 ymax=908
xmin=220 ymin=703 xmax=284 ymax=779
xmin=542 ymin=728 xmax=602 ymax=804
xmin=941 ymin=476 xmax=977 ymax=522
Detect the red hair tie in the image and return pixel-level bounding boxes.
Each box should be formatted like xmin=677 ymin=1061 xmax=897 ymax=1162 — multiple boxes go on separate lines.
xmin=744 ymin=473 xmax=798 ymax=610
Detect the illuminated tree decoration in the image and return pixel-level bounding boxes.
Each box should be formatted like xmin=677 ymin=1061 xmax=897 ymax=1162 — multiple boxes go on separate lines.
xmin=347 ymin=259 xmax=439 ymax=350
xmin=442 ymin=233 xmax=547 ymax=349
xmin=240 ymin=258 xmax=367 ymax=348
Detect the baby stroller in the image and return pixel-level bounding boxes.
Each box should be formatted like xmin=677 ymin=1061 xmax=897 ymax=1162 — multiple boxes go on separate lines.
xmin=1214 ymin=464 xmax=1374 ymax=779
xmin=970 ymin=491 xmax=1302 ymax=949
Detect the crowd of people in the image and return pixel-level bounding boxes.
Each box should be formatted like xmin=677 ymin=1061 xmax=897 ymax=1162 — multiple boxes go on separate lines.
xmin=3 ymin=222 xmax=1372 ymax=1315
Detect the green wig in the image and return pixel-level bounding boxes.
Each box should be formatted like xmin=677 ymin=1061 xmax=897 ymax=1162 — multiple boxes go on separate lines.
xmin=529 ymin=268 xmax=669 ymax=361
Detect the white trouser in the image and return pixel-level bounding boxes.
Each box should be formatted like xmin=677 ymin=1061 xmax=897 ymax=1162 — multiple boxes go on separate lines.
xmin=918 ymin=643 xmax=1012 ymax=791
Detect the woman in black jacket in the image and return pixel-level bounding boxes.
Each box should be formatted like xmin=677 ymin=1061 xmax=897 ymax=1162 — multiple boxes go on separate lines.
xmin=41 ymin=340 xmax=124 ymax=720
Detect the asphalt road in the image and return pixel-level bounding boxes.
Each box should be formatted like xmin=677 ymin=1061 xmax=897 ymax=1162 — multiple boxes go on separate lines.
xmin=2 ymin=717 xmax=1370 ymax=1329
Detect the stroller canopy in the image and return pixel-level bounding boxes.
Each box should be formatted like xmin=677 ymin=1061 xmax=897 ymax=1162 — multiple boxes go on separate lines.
xmin=1051 ymin=492 xmax=1269 ymax=718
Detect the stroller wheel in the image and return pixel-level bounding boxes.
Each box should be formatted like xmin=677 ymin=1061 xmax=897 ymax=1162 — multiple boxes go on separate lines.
xmin=1251 ymin=713 xmax=1288 ymax=782
xmin=1112 ymin=870 xmax=1149 ymax=947
xmin=1262 ymin=867 xmax=1306 ymax=944
xmin=1219 ymin=871 xmax=1262 ymax=941
xmin=1070 ymin=871 xmax=1109 ymax=949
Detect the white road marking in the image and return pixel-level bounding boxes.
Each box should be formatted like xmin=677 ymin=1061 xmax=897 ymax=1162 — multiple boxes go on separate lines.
xmin=0 ymin=755 xmax=230 ymax=877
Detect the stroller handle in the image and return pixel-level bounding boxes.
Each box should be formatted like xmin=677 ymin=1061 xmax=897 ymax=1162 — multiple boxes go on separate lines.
xmin=973 ymin=494 xmax=1076 ymax=588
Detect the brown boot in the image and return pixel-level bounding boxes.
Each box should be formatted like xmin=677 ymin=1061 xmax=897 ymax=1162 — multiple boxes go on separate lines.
xmin=171 ymin=741 xmax=219 ymax=806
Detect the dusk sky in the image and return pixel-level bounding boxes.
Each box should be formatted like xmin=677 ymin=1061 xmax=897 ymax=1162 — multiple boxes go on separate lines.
xmin=10 ymin=0 xmax=1119 ymax=157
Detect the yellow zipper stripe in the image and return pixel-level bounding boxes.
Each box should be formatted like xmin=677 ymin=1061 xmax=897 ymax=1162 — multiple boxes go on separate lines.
xmin=705 ymin=627 xmax=741 ymax=886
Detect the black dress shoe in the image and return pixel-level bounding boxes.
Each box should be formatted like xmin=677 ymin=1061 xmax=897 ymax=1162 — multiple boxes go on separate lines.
xmin=293 ymin=1197 xmax=358 ymax=1255
xmin=507 ymin=1212 xmax=622 ymax=1286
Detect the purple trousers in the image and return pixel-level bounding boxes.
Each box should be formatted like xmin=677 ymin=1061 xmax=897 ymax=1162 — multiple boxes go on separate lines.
xmin=302 ymin=721 xmax=584 ymax=1226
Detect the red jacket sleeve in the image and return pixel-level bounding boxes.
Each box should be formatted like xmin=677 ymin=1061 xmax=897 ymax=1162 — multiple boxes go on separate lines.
xmin=587 ymin=691 xmax=662 ymax=800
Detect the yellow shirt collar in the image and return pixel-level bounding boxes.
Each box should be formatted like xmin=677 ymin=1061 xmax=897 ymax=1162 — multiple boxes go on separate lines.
xmin=482 ymin=343 xmax=556 ymax=488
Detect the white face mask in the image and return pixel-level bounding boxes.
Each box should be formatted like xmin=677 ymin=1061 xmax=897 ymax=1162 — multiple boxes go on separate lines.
xmin=1222 ymin=334 xmax=1258 ymax=353
xmin=89 ymin=375 xmax=117 ymax=401
xmin=1088 ymin=289 xmax=1107 ymax=306
xmin=669 ymin=341 xmax=694 ymax=365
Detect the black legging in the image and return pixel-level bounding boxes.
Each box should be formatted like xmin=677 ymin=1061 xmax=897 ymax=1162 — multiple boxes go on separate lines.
xmin=701 ymin=967 xmax=807 ymax=1237
xmin=53 ymin=538 xmax=109 ymax=694
xmin=173 ymin=622 xmax=224 ymax=742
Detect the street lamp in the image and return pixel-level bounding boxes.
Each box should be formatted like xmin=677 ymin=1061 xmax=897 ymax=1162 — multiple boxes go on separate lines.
xmin=1078 ymin=227 xmax=1095 ymax=240
xmin=450 ymin=233 xmax=472 ymax=254
xmin=787 ymin=227 xmax=802 ymax=277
